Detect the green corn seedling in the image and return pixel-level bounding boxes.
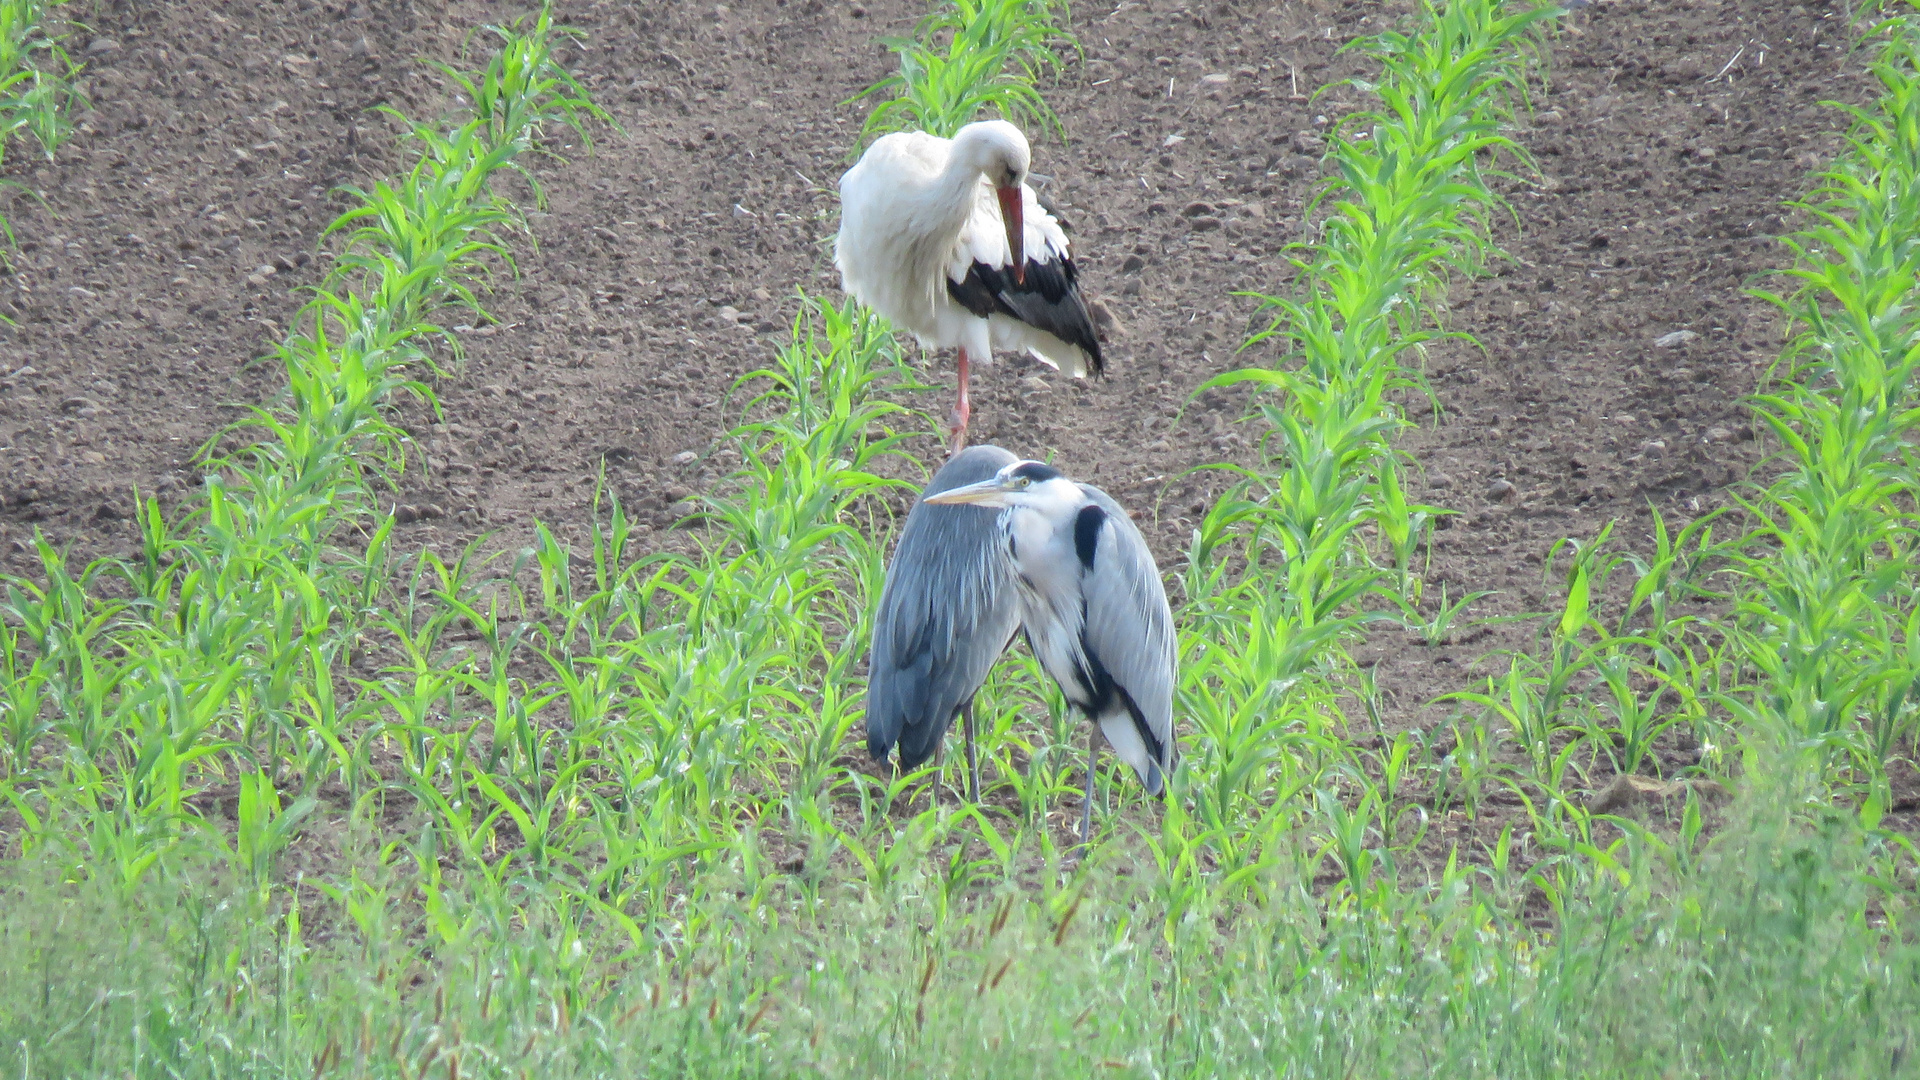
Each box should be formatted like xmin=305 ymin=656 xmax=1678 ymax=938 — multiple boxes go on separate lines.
xmin=853 ymin=0 xmax=1074 ymax=144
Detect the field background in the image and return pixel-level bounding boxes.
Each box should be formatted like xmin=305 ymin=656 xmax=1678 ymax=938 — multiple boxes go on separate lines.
xmin=2 ymin=0 xmax=1919 ymax=1074
xmin=0 ymin=0 xmax=1872 ymax=709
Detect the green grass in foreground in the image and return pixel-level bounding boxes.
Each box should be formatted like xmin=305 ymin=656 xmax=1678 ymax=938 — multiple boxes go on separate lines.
xmin=0 ymin=801 xmax=1912 ymax=1078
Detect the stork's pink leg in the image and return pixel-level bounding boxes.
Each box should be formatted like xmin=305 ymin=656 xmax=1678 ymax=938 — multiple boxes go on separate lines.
xmin=947 ymin=348 xmax=973 ymax=455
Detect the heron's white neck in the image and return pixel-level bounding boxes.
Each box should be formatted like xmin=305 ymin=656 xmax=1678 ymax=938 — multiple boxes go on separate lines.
xmin=998 ymin=478 xmax=1091 ymax=554
xmin=999 ymin=478 xmax=1091 ymax=604
xmin=1005 ymin=477 xmax=1087 ymax=518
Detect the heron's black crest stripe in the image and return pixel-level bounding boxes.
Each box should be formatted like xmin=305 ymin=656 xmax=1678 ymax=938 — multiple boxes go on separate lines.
xmin=1010 ymin=461 xmax=1063 ymax=483
xmin=1073 ymin=504 xmax=1105 ymax=571
xmin=946 ymin=256 xmax=1106 ymax=376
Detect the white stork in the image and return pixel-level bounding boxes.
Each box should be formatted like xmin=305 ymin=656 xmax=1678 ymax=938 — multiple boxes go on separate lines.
xmin=835 ymin=120 xmax=1104 ymax=452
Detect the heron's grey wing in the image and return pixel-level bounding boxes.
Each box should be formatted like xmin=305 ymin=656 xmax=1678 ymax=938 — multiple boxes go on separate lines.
xmin=867 ymin=445 xmax=1021 ymax=768
xmin=1077 ymin=485 xmax=1178 ymax=791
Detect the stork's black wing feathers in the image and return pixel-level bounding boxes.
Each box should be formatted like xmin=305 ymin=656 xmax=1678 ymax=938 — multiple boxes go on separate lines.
xmin=945 ymin=270 xmax=1000 ymax=321
xmin=867 ymin=445 xmax=1022 ymax=770
xmin=946 ymin=257 xmax=1106 ymax=376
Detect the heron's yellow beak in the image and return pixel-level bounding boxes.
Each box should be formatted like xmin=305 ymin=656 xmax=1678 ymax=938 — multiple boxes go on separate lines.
xmin=925 ymin=477 xmax=1012 ymax=507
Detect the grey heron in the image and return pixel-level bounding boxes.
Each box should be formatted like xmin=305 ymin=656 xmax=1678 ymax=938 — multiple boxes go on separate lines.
xmin=835 ymin=121 xmax=1103 ymax=453
xmin=866 ymin=445 xmax=1023 ymax=802
xmin=924 ymin=457 xmax=1177 ymax=845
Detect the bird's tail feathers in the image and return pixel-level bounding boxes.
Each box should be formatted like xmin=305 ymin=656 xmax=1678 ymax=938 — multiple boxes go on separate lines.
xmin=894 ymin=708 xmax=954 ymax=771
xmin=867 ymin=709 xmax=903 ymax=762
xmin=1025 ymin=344 xmax=1090 ymax=380
xmin=1098 ymin=713 xmax=1162 ymax=796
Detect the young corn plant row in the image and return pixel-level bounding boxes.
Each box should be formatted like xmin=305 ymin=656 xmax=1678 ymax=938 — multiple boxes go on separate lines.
xmin=1730 ymin=8 xmax=1920 ymax=805
xmin=0 ymin=6 xmax=601 ymax=889
xmin=0 ymin=0 xmax=83 ymax=249
xmin=853 ymin=0 xmax=1075 ymax=144
xmin=1163 ymin=0 xmax=1573 ymax=917
xmin=1179 ymin=0 xmax=1747 ymax=912
xmin=839 ymin=0 xmax=1096 ymax=815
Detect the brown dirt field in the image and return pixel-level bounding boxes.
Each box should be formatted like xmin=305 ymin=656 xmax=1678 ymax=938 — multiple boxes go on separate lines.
xmin=0 ymin=0 xmax=1884 ymax=803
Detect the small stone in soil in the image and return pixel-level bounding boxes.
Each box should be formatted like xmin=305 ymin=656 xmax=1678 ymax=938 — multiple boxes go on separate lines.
xmin=1087 ymin=300 xmax=1120 ymax=336
xmin=1654 ymin=329 xmax=1698 ymax=348
xmin=1485 ymin=479 xmax=1517 ymax=501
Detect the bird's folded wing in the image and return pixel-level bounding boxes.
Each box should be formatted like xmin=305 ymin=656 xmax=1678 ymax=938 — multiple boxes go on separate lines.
xmin=867 ymin=447 xmax=1023 ymax=765
xmin=1076 ymin=485 xmax=1177 ymax=769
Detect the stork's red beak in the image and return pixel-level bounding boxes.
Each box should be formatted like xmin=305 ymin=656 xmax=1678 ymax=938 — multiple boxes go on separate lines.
xmin=995 ymin=185 xmax=1026 ymax=286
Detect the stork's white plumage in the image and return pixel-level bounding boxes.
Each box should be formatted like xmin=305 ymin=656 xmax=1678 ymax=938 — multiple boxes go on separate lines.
xmin=836 ymin=120 xmax=1103 ymax=451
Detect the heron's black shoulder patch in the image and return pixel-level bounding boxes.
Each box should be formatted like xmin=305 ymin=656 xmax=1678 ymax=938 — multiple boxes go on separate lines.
xmin=1011 ymin=461 xmax=1063 ymax=483
xmin=1073 ymin=503 xmax=1106 ymax=571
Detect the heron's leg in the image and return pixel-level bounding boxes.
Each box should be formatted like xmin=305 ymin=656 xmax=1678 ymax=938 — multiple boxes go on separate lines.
xmin=947 ymin=347 xmax=973 ymax=455
xmin=962 ymin=701 xmax=981 ymax=803
xmin=930 ymin=742 xmax=943 ymax=809
xmin=1078 ymin=725 xmax=1098 ymax=851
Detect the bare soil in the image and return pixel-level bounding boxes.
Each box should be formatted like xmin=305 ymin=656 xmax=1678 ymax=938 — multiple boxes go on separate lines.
xmin=0 ymin=0 xmax=1899 ymax=822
